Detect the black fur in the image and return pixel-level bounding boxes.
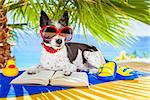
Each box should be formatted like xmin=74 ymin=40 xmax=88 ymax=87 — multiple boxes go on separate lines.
xmin=58 ymin=11 xmax=69 ymax=26
xmin=40 ymin=11 xmax=69 ymax=28
xmin=65 ymin=42 xmax=98 ymax=63
xmin=40 ymin=11 xmax=51 ymax=28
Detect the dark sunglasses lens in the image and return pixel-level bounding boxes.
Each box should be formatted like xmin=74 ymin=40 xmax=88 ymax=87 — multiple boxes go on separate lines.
xmin=61 ymin=28 xmax=72 ymax=34
xmin=43 ymin=27 xmax=56 ymax=33
xmin=42 ymin=32 xmax=56 ymax=40
xmin=42 ymin=27 xmax=57 ymax=40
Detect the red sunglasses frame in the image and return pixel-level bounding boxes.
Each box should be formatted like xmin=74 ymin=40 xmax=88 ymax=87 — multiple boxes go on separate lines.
xmin=40 ymin=25 xmax=73 ymax=42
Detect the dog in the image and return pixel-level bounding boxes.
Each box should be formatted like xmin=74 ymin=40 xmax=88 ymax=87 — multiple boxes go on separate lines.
xmin=27 ymin=11 xmax=106 ymax=76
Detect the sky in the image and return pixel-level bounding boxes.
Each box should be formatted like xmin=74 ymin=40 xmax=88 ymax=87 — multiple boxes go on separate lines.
xmin=128 ymin=20 xmax=150 ymax=37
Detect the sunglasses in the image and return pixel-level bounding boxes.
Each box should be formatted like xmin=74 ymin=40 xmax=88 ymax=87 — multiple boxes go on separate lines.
xmin=40 ymin=26 xmax=73 ymax=42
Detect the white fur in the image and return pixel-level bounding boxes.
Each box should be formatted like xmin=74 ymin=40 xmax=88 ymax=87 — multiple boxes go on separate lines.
xmin=49 ymin=35 xmax=65 ymax=49
xmin=72 ymin=49 xmax=84 ymax=68
xmin=40 ymin=45 xmax=76 ymax=74
xmin=52 ymin=20 xmax=63 ymax=29
xmin=28 ymin=45 xmax=105 ymax=75
xmin=84 ymin=50 xmax=106 ymax=68
xmin=28 ymin=21 xmax=106 ymax=75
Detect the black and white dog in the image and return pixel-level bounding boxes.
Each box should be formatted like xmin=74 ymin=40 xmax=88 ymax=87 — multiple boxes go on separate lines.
xmin=28 ymin=11 xmax=106 ymax=76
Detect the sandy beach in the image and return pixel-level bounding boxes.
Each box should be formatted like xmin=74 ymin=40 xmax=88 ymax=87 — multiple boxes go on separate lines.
xmin=118 ymin=59 xmax=150 ymax=72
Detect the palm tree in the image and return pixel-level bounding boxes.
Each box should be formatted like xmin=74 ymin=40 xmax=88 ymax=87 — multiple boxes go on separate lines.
xmin=0 ymin=0 xmax=149 ymax=68
xmin=0 ymin=0 xmax=28 ymax=68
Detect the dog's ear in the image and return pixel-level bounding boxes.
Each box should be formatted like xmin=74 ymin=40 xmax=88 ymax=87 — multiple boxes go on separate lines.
xmin=59 ymin=11 xmax=69 ymax=26
xmin=40 ymin=11 xmax=51 ymax=28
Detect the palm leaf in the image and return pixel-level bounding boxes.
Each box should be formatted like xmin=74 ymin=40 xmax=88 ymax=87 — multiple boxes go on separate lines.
xmin=3 ymin=0 xmax=150 ymax=46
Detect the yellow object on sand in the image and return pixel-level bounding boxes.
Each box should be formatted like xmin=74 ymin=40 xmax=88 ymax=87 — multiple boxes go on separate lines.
xmin=97 ymin=62 xmax=118 ymax=80
xmin=2 ymin=59 xmax=18 ymax=77
xmin=117 ymin=66 xmax=133 ymax=76
xmin=98 ymin=62 xmax=116 ymax=77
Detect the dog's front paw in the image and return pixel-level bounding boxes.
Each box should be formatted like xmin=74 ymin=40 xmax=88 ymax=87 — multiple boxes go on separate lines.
xmin=63 ymin=64 xmax=76 ymax=76
xmin=63 ymin=67 xmax=72 ymax=76
xmin=64 ymin=71 xmax=72 ymax=76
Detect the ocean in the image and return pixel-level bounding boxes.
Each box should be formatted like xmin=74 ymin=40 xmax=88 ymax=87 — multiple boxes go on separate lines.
xmin=12 ymin=34 xmax=150 ymax=69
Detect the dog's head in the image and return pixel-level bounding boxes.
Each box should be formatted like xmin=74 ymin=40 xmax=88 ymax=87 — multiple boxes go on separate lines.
xmin=40 ymin=11 xmax=72 ymax=50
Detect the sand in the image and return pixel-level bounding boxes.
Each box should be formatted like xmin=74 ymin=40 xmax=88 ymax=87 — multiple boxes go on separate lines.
xmin=118 ymin=59 xmax=150 ymax=72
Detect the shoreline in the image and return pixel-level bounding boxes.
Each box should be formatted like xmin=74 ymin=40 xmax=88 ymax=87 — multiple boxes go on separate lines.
xmin=118 ymin=58 xmax=150 ymax=72
xmin=117 ymin=58 xmax=150 ymax=63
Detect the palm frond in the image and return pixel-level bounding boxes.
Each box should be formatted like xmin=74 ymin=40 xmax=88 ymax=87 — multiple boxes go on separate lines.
xmin=4 ymin=0 xmax=150 ymax=46
xmin=8 ymin=23 xmax=34 ymax=42
xmin=0 ymin=0 xmax=5 ymax=5
xmin=4 ymin=0 xmax=28 ymax=11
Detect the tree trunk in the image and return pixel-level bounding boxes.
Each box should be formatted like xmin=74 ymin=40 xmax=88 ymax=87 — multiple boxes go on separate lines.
xmin=0 ymin=6 xmax=15 ymax=68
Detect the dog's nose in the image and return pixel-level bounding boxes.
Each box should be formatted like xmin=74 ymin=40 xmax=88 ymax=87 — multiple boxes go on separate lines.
xmin=56 ymin=39 xmax=62 ymax=44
